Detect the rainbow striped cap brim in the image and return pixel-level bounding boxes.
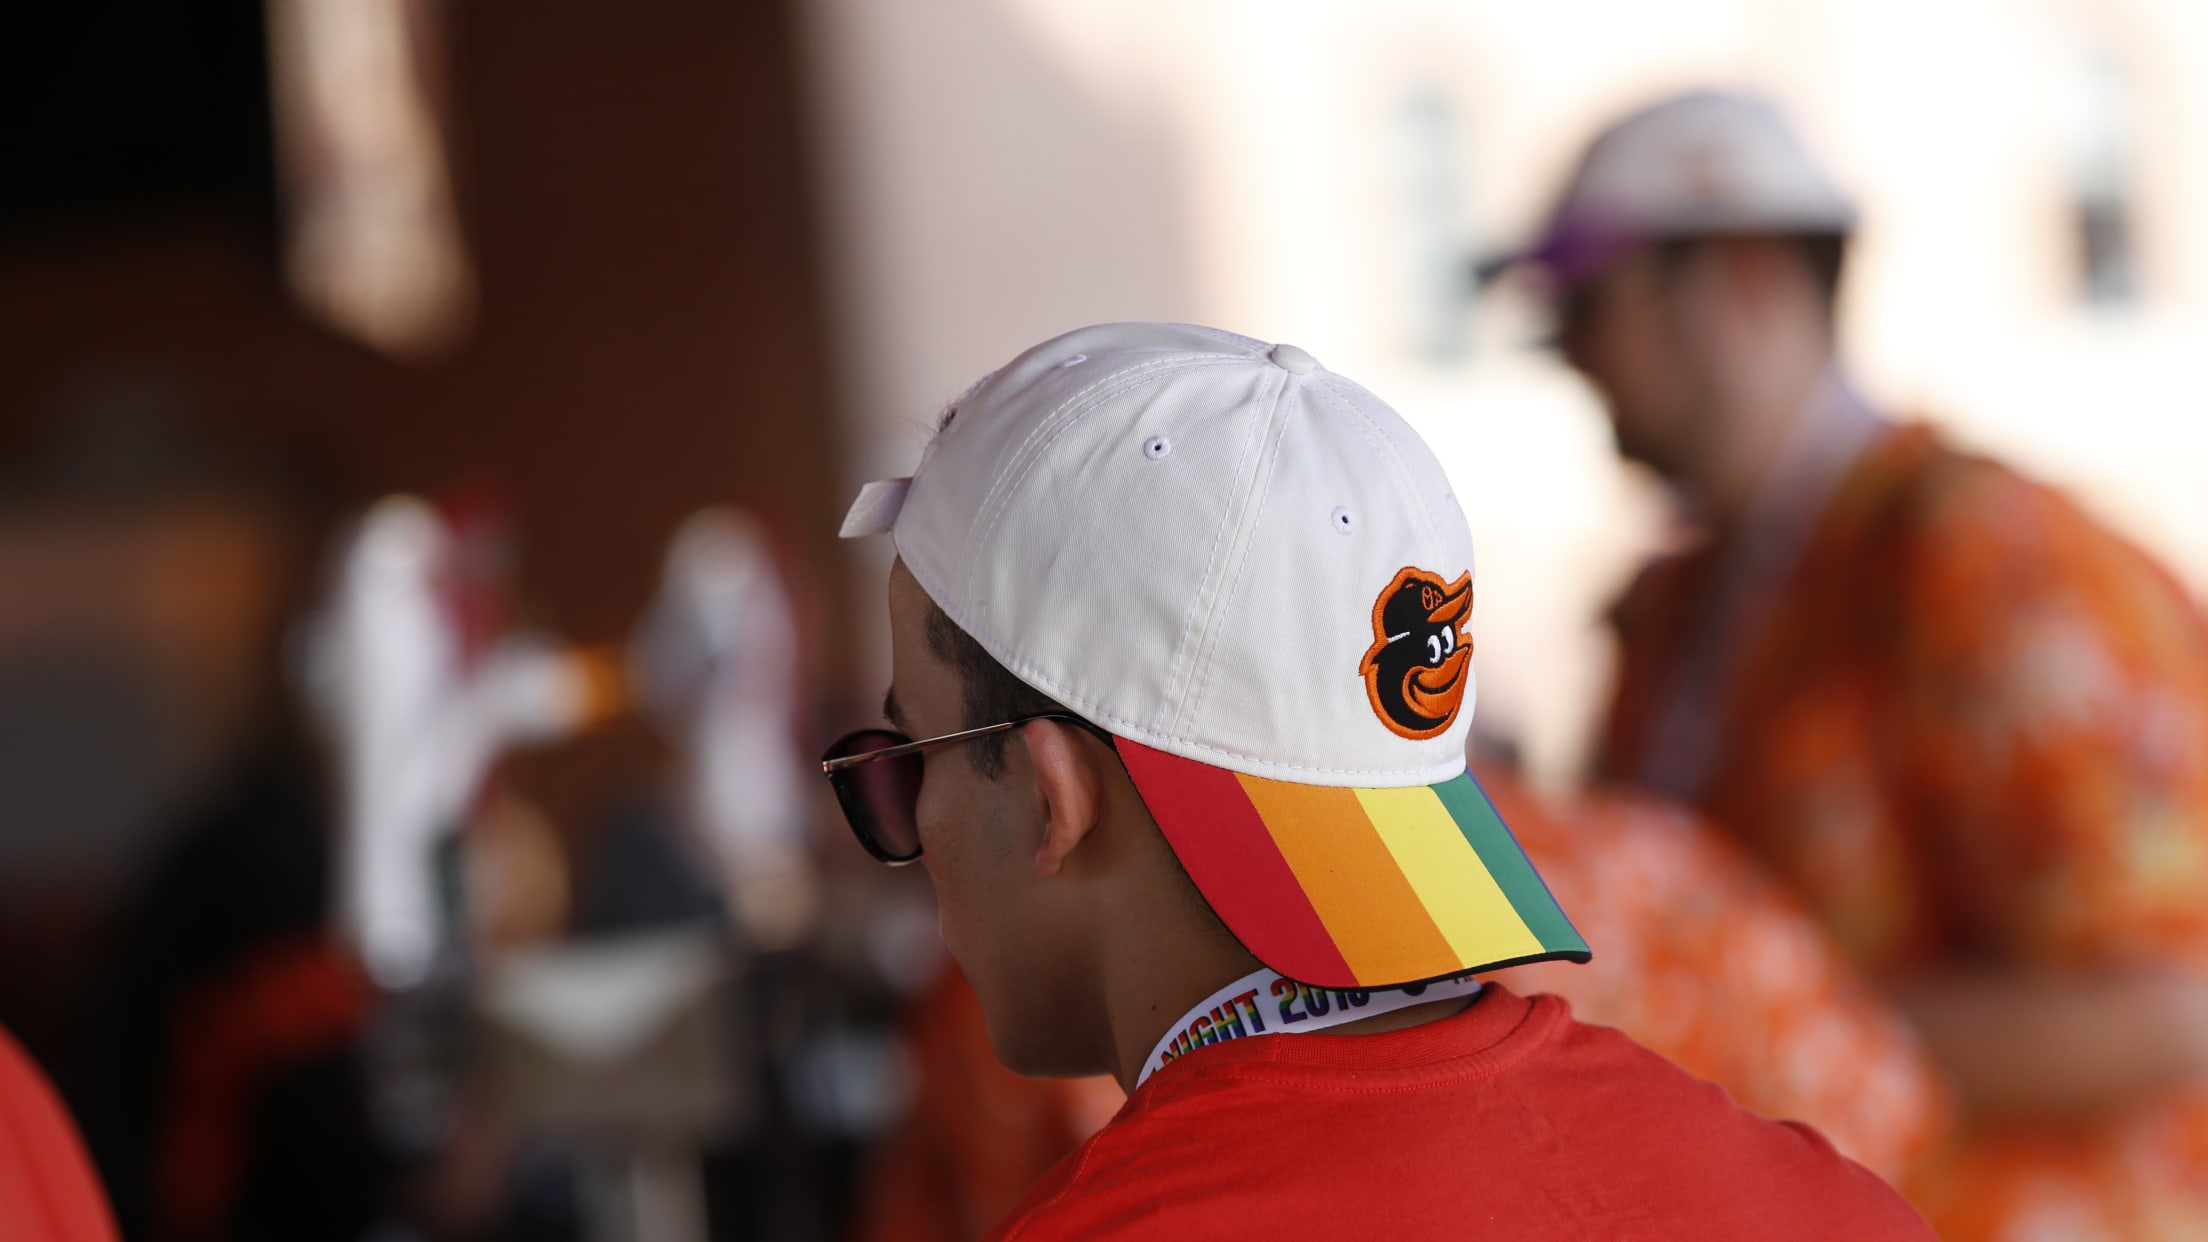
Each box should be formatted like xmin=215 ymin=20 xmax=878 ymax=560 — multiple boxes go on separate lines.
xmin=1117 ymin=738 xmax=1590 ymax=989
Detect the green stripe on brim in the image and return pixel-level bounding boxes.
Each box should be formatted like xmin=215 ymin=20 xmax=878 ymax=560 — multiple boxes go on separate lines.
xmin=1434 ymin=773 xmax=1591 ymax=960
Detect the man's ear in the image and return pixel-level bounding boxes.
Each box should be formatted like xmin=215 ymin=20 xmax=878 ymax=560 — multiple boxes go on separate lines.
xmin=1022 ymin=720 xmax=1106 ymax=876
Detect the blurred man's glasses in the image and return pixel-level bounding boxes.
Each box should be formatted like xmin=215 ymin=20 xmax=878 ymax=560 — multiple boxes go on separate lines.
xmin=819 ymin=713 xmax=1110 ymax=864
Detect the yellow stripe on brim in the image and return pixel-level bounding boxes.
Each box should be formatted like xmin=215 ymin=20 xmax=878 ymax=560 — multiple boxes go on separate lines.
xmin=1356 ymin=785 xmax=1547 ymax=966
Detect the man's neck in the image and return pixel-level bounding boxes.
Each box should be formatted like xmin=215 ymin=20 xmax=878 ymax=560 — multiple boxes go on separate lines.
xmin=1695 ymin=350 xmax=1838 ymax=533
xmin=1103 ymin=936 xmax=1265 ymax=1094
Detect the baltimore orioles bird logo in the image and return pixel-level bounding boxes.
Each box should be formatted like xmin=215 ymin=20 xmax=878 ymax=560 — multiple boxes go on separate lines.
xmin=1361 ymin=567 xmax=1473 ymax=740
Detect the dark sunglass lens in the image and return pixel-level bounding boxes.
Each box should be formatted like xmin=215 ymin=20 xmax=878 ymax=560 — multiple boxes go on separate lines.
xmin=852 ymin=753 xmax=923 ymax=861
xmin=831 ymin=731 xmax=923 ymax=862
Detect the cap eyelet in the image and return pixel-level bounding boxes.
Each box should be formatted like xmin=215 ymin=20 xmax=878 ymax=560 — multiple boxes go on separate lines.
xmin=1331 ymin=506 xmax=1356 ymax=534
xmin=1057 ymin=353 xmax=1088 ymax=368
xmin=1143 ymin=435 xmax=1173 ymax=460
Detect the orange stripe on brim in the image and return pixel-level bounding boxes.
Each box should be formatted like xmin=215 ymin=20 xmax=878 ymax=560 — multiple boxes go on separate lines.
xmin=1116 ymin=739 xmax=1354 ymax=985
xmin=1236 ymin=778 xmax=1459 ymax=985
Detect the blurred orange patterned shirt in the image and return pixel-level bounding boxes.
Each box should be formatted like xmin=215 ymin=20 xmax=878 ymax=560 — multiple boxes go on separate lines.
xmin=1598 ymin=422 xmax=2208 ymax=1240
xmin=850 ymin=765 xmax=1946 ymax=1242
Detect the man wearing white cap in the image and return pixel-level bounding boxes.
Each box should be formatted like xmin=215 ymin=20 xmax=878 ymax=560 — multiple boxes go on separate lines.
xmin=822 ymin=322 xmax=1931 ymax=1238
xmin=1504 ymin=90 xmax=2208 ymax=1237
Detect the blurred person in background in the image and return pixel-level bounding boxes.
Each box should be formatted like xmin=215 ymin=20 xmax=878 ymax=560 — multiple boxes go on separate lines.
xmin=0 ymin=386 xmax=379 ymax=1242
xmin=1502 ymin=89 xmax=2208 ymax=1239
xmin=851 ymin=766 xmax=1948 ymax=1242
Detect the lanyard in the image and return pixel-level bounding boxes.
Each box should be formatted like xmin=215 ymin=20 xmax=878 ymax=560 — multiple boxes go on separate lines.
xmin=1136 ymin=966 xmax=1484 ymax=1088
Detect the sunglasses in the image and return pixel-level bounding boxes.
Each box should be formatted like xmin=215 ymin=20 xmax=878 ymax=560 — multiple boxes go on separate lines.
xmin=819 ymin=712 xmax=1114 ymax=864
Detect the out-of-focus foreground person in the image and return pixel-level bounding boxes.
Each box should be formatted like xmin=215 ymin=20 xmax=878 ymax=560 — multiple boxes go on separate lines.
xmin=1 ymin=1024 xmax=119 ymax=1242
xmin=0 ymin=404 xmax=375 ymax=1242
xmin=851 ymin=767 xmax=1948 ymax=1242
xmin=1511 ymin=90 xmax=2208 ymax=1239
xmin=822 ymin=322 xmax=1933 ymax=1240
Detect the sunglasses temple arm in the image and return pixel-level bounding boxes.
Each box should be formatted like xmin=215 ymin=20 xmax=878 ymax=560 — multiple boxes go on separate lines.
xmin=821 ymin=713 xmax=1110 ymax=774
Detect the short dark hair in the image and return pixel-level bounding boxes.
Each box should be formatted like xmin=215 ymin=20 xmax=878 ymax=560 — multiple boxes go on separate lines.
xmin=922 ymin=598 xmax=1075 ymax=778
xmin=920 ymin=590 xmax=1238 ymax=943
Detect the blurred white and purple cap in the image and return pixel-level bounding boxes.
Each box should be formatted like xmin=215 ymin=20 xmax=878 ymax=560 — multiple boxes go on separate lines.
xmin=1489 ymin=90 xmax=1857 ymax=290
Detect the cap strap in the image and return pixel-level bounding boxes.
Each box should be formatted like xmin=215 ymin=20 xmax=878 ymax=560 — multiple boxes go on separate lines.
xmin=839 ymin=477 xmax=912 ymax=538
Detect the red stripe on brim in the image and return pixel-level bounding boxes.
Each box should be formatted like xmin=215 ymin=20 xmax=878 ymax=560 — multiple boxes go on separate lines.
xmin=1116 ymin=738 xmax=1354 ymax=984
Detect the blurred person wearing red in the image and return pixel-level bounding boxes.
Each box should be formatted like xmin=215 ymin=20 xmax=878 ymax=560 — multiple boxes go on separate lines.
xmin=0 ymin=402 xmax=377 ymax=1242
xmin=852 ymin=766 xmax=1948 ymax=1242
xmin=822 ymin=322 xmax=1931 ymax=1240
xmin=0 ymin=1024 xmax=120 ymax=1242
xmin=1506 ymin=90 xmax=2208 ymax=1239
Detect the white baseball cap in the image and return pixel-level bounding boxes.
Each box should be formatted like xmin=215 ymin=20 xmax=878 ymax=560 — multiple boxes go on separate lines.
xmin=841 ymin=322 xmax=1587 ymax=989
xmin=1491 ymin=89 xmax=1856 ymax=288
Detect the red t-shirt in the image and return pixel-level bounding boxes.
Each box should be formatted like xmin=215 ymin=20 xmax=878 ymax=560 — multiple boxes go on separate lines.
xmin=0 ymin=1025 xmax=118 ymax=1242
xmin=984 ymin=985 xmax=1931 ymax=1241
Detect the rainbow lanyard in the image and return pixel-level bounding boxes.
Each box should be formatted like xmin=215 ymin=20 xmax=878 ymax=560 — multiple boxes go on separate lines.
xmin=1136 ymin=965 xmax=1484 ymax=1088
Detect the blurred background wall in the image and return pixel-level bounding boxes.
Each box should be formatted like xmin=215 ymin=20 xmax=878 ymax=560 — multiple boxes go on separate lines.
xmin=1 ymin=0 xmax=847 ymax=820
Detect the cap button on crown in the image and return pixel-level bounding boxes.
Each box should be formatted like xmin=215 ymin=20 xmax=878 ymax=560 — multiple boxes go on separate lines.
xmin=1268 ymin=343 xmax=1318 ymax=375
